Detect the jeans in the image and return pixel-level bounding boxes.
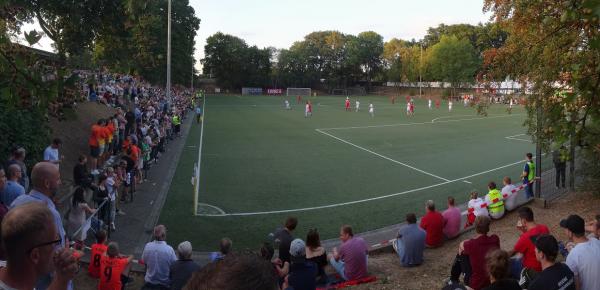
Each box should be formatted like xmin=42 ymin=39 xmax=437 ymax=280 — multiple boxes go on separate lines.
xmin=555 ymin=166 xmax=566 ymax=187
xmin=450 ymin=254 xmax=472 ymax=285
xmin=395 ymin=239 xmax=405 ymax=262
xmin=329 ymin=257 xmax=348 ymax=281
xmin=524 ymin=182 xmax=534 ymax=199
xmin=510 ymin=257 xmax=523 ymax=280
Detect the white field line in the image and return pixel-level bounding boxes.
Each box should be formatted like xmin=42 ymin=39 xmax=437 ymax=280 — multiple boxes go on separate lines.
xmin=197 ymin=158 xmax=529 ymax=217
xmin=315 ymin=129 xmax=451 ymax=182
xmin=431 ymin=114 xmax=475 ymax=123
xmin=318 ymin=114 xmax=524 ymax=131
xmin=505 ymin=133 xmax=532 ymax=142
xmin=197 ymin=203 xmax=226 ymax=215
xmin=462 ymin=180 xmax=472 ymax=184
xmin=193 ymin=96 xmax=206 ymax=215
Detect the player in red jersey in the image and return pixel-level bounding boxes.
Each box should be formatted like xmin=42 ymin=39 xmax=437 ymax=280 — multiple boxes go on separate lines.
xmin=88 ymin=230 xmax=108 ymax=278
xmin=345 ymin=97 xmax=351 ymax=111
xmin=99 ymin=242 xmax=133 ymax=290
xmin=435 ymin=99 xmax=441 ymax=109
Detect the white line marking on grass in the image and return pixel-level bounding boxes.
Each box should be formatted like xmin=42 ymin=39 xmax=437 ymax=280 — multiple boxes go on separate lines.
xmin=505 ymin=133 xmax=532 ymax=142
xmin=462 ymin=180 xmax=472 ymax=184
xmin=197 ymin=203 xmax=226 ymax=215
xmin=193 ymin=96 xmax=207 ymax=215
xmin=318 ymin=114 xmax=524 ymax=131
xmin=315 ymin=128 xmax=451 ymax=182
xmin=431 ymin=115 xmax=475 ymax=123
xmin=197 ymin=157 xmax=531 ymax=217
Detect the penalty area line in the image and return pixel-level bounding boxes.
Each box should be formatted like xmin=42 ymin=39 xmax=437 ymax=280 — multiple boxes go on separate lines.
xmin=197 ymin=158 xmax=529 ymax=217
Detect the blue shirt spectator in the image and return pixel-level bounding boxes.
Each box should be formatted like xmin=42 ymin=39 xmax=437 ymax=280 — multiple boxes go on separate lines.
xmin=2 ymin=180 xmax=24 ymax=206
xmin=142 ymin=225 xmax=178 ymax=288
xmin=394 ymin=214 xmax=426 ymax=267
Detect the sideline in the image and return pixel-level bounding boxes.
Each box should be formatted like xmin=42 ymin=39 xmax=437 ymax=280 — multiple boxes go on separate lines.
xmin=505 ymin=133 xmax=531 ymax=142
xmin=193 ymin=96 xmax=206 ymax=214
xmin=197 ymin=157 xmax=528 ymax=217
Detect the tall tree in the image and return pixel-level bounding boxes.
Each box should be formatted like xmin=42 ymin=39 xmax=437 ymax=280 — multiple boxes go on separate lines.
xmin=347 ymin=31 xmax=384 ymax=89
xmin=425 ymin=35 xmax=480 ymax=95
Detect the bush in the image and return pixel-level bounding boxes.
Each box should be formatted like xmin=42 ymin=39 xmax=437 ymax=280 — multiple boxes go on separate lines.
xmin=0 ymin=102 xmax=50 ymax=170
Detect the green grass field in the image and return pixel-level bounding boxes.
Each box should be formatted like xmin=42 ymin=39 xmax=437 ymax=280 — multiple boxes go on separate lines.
xmin=159 ymin=94 xmax=548 ymax=251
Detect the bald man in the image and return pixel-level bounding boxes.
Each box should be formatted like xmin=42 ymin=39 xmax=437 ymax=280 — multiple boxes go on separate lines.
xmin=0 ymin=202 xmax=78 ymax=290
xmin=142 ymin=225 xmax=177 ymax=289
xmin=10 ymin=162 xmax=70 ymax=290
xmin=2 ymin=164 xmax=25 ymax=206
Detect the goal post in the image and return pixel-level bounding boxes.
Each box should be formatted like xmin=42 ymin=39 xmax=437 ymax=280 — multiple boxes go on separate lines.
xmin=286 ymin=88 xmax=311 ymax=96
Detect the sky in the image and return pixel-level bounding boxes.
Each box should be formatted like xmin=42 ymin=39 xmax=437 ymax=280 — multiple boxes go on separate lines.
xmin=20 ymin=0 xmax=492 ymax=70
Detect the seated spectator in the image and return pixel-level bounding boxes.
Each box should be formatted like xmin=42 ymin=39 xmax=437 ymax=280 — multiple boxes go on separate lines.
xmin=442 ymin=196 xmax=461 ymax=239
xmin=393 ymin=213 xmax=425 ymax=267
xmin=509 ymin=206 xmax=549 ymax=279
xmin=286 ymin=239 xmax=317 ymax=290
xmin=485 ymin=182 xmax=505 ymax=219
xmin=482 ymin=250 xmax=521 ymax=290
xmin=170 ymin=241 xmax=201 ymax=290
xmin=210 ymin=238 xmax=232 ymax=262
xmin=260 ymin=242 xmax=289 ymax=282
xmin=305 ymin=229 xmax=327 ymax=284
xmin=528 ymin=234 xmax=575 ymax=290
xmin=585 ymin=214 xmax=599 ymax=239
xmin=66 ymin=187 xmax=96 ymax=246
xmin=561 ymin=214 xmax=600 ymax=290
xmin=0 ymin=202 xmax=78 ymax=290
xmin=99 ymin=242 xmax=133 ymax=290
xmin=274 ymin=217 xmax=298 ymax=265
xmin=329 ymin=225 xmax=368 ymax=281
xmin=142 ymin=225 xmax=177 ymax=290
xmin=450 ymin=216 xmax=499 ymax=290
xmin=420 ymin=200 xmax=444 ymax=248
xmin=2 ymin=164 xmax=25 ymax=206
xmin=501 ymin=177 xmax=518 ymax=211
xmin=183 ymin=254 xmax=279 ymax=290
xmin=466 ymin=191 xmax=489 ymax=227
xmin=88 ymin=230 xmax=108 ymax=278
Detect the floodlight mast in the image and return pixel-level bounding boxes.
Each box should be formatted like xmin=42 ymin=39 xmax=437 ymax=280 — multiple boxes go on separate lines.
xmin=166 ymin=0 xmax=172 ymax=104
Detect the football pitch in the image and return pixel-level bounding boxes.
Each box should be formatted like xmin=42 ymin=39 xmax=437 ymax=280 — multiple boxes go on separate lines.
xmin=159 ymin=94 xmax=548 ymax=251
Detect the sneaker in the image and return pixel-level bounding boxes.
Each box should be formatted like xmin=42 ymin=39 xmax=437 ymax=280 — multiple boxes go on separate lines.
xmin=110 ymin=223 xmax=116 ymax=231
xmin=91 ymin=169 xmax=100 ymax=175
xmin=392 ymin=239 xmax=398 ymax=254
xmin=117 ymin=209 xmax=126 ymax=216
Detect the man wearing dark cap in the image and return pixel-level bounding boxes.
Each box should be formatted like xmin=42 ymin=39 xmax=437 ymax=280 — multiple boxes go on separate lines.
xmin=561 ymin=214 xmax=600 ymax=290
xmin=528 ymin=234 xmax=575 ymax=290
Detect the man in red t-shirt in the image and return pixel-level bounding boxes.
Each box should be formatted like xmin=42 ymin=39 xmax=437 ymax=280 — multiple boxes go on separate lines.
xmin=510 ymin=206 xmax=549 ymax=275
xmin=450 ymin=216 xmax=500 ymax=290
xmin=89 ymin=120 xmax=104 ymax=173
xmin=420 ymin=200 xmax=444 ymax=248
xmin=99 ymin=242 xmax=133 ymax=290
xmin=88 ymin=230 xmax=108 ymax=278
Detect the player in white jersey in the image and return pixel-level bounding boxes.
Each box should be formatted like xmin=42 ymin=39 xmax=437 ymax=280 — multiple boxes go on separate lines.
xmin=448 ymin=100 xmax=453 ymax=112
xmin=368 ymin=103 xmax=374 ymax=117
xmin=355 ymin=100 xmax=360 ymax=112
xmin=305 ymin=102 xmax=310 ymax=117
xmin=428 ymin=98 xmax=432 ymax=109
xmin=406 ymin=102 xmax=411 ymax=115
xmin=284 ymin=99 xmax=291 ymax=110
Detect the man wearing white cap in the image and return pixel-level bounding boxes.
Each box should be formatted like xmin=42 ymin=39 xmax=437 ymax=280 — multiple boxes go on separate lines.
xmin=169 ymin=241 xmax=200 ymax=290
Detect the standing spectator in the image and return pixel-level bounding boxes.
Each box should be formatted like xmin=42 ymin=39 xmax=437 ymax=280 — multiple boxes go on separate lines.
xmin=2 ymin=164 xmax=25 ymax=206
xmin=442 ymin=196 xmax=461 ymax=239
xmin=305 ymin=229 xmax=327 ymax=284
xmin=210 ymin=238 xmax=232 ymax=262
xmin=466 ymin=191 xmax=489 ymax=227
xmin=10 ymin=162 xmax=71 ymax=289
xmin=105 ymin=167 xmax=118 ymax=231
xmin=286 ymin=239 xmax=317 ymax=290
xmin=552 ymin=145 xmax=568 ymax=188
xmin=66 ymin=187 xmax=95 ymax=246
xmin=482 ymin=250 xmax=521 ymax=290
xmin=520 ymin=152 xmax=536 ymax=199
xmin=93 ymin=174 xmax=110 ymax=226
xmin=43 ymin=138 xmax=63 ymax=169
xmin=528 ymin=234 xmax=575 ymax=290
xmin=275 ymin=217 xmax=298 ymax=265
xmin=89 ymin=120 xmax=104 ymax=174
xmin=329 ymin=225 xmax=368 ymax=281
xmin=561 ymin=214 xmax=600 ymax=290
xmin=195 ymin=105 xmax=202 ymax=124
xmin=509 ymin=207 xmax=549 ymax=277
xmin=99 ymin=242 xmax=133 ymax=290
xmin=450 ymin=216 xmax=500 ymax=290
xmin=6 ymin=147 xmax=29 ymax=191
xmin=169 ymin=241 xmax=200 ymax=290
xmin=420 ymin=200 xmax=444 ymax=248
xmin=393 ymin=213 xmax=426 ymax=267
xmin=501 ymin=177 xmax=518 ymax=211
xmin=0 ymin=202 xmax=78 ymax=290
xmin=73 ymin=155 xmax=92 ymax=189
xmin=141 ymin=225 xmax=177 ymax=290
xmin=88 ymin=230 xmax=108 ymax=279
xmin=260 ymin=242 xmax=289 ymax=283
xmin=485 ymin=182 xmax=505 ymax=220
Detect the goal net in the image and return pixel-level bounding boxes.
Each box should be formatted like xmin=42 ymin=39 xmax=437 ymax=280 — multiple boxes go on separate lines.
xmin=286 ymin=88 xmax=311 ymax=96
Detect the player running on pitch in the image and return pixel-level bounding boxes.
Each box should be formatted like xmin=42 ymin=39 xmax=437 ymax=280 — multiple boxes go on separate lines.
xmin=284 ymin=99 xmax=291 ymax=110
xmin=369 ymin=102 xmax=374 ymax=117
xmin=428 ymin=98 xmax=432 ymax=109
xmin=305 ymin=101 xmax=312 ymax=117
xmin=345 ymin=97 xmax=351 ymax=111
xmin=409 ymin=100 xmax=415 ymax=116
xmin=355 ymin=99 xmax=360 ymax=112
xmin=448 ymin=100 xmax=453 ymax=112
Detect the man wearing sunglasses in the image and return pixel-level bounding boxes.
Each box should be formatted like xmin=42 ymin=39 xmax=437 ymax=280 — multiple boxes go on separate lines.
xmin=9 ymin=162 xmax=71 ymax=290
xmin=0 ymin=202 xmax=78 ymax=290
